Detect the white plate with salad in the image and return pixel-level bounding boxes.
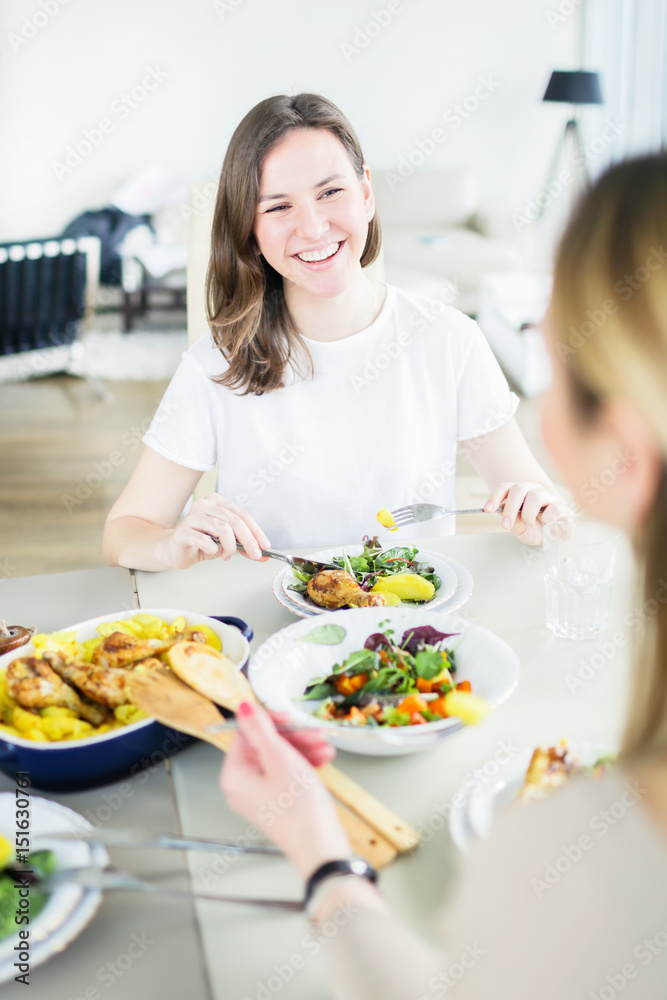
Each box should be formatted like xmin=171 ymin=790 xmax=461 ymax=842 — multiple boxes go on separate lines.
xmin=0 ymin=793 xmax=108 ymax=982
xmin=276 ymin=538 xmax=461 ymax=617
xmin=250 ymin=607 xmax=520 ymax=756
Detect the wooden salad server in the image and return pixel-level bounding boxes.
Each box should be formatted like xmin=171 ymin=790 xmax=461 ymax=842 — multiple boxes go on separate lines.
xmin=127 ymin=664 xmax=416 ymax=864
xmin=166 ymin=642 xmax=419 ymax=853
xmin=127 ymin=667 xmax=396 ymax=868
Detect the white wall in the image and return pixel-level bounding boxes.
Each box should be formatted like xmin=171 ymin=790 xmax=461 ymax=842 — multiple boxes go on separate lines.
xmin=1 ymin=0 xmax=579 ymax=240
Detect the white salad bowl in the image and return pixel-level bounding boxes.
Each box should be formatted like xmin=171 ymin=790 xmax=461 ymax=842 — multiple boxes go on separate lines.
xmin=249 ymin=607 xmax=520 ymax=756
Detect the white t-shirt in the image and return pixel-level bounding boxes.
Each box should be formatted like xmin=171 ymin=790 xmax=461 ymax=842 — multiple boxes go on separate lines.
xmin=143 ymin=284 xmax=518 ymax=550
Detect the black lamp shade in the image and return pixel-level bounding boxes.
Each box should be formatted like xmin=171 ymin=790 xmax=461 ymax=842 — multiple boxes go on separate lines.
xmin=543 ymin=70 xmax=603 ymax=105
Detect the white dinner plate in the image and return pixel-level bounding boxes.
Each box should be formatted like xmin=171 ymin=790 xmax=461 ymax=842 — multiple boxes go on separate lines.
xmin=249 ymin=607 xmax=519 ymax=756
xmin=447 ymin=781 xmax=477 ymax=854
xmin=274 ymin=549 xmax=473 ymax=619
xmin=461 ymin=742 xmax=616 ymax=846
xmin=271 ymin=573 xmax=316 ymax=618
xmin=0 ymin=793 xmax=108 ymax=982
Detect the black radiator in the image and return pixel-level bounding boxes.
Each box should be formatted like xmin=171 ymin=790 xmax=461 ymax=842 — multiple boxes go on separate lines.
xmin=0 ymin=238 xmax=89 ymax=356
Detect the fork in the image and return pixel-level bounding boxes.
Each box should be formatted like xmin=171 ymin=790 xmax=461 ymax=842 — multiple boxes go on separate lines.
xmin=389 ymin=503 xmax=505 ymax=528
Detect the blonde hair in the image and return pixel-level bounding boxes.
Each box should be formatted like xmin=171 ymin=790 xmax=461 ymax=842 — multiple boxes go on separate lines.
xmin=551 ymin=153 xmax=667 ymax=761
xmin=205 ymin=93 xmax=381 ymax=396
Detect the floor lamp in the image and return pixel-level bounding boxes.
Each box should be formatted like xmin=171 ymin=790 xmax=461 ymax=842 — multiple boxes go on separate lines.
xmin=537 ymin=70 xmax=603 ymax=220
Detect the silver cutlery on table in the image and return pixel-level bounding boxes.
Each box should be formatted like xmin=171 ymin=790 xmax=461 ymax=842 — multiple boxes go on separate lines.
xmin=41 ymin=865 xmax=304 ymax=910
xmin=234 ymin=542 xmax=339 ymax=574
xmin=39 ymin=827 xmax=281 ymax=855
xmin=207 ymin=536 xmax=338 ymax=573
xmin=388 ymin=502 xmax=506 ymax=528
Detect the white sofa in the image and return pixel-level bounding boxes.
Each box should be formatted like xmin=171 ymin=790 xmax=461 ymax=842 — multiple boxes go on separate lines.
xmin=372 ymin=167 xmax=525 ymax=315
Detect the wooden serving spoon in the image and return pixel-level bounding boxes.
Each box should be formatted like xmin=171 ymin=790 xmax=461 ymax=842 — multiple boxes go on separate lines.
xmin=127 ymin=666 xmax=414 ymax=865
xmin=165 ymin=643 xmax=419 ymax=853
xmin=168 ymin=641 xmax=254 ymax=713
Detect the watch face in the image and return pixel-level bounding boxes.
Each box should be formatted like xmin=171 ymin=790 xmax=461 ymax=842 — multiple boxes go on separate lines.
xmin=350 ymin=857 xmax=378 ymax=880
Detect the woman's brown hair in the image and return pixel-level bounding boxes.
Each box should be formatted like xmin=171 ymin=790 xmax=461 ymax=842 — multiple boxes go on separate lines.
xmin=550 ymin=153 xmax=667 ymax=761
xmin=205 ymin=93 xmax=382 ymax=396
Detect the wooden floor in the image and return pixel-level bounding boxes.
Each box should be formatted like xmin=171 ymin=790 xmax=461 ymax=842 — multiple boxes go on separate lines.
xmin=0 ymin=363 xmax=554 ymax=580
xmin=0 ymin=375 xmax=170 ymax=578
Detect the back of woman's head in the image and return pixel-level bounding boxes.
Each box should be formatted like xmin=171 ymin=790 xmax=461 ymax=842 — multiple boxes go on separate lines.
xmin=206 ymin=94 xmax=381 ymax=395
xmin=552 ymin=153 xmax=667 ymax=760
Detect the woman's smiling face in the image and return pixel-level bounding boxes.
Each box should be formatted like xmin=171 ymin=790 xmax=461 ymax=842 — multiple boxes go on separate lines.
xmin=253 ymin=128 xmax=375 ymax=299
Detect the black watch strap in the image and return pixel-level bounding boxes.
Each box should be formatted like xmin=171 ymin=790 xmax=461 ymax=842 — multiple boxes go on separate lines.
xmin=304 ymin=858 xmax=378 ymax=906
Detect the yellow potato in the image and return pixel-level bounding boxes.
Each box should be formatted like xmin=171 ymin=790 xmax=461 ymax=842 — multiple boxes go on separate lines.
xmin=185 ymin=623 xmax=222 ymax=651
xmin=378 ymin=591 xmax=401 ymax=607
xmin=96 ymin=621 xmax=138 ymax=638
xmin=32 ymin=632 xmax=83 ymax=661
xmin=114 ymin=704 xmax=148 ymax=725
xmin=371 ymin=574 xmax=435 ymax=602
xmin=442 ymin=690 xmax=492 ymax=725
xmin=0 ymin=724 xmax=22 ymax=739
xmin=40 ymin=716 xmax=93 ymax=740
xmin=40 ymin=706 xmax=78 ymax=719
xmin=376 ymin=508 xmax=398 ymax=531
xmin=80 ymin=637 xmax=103 ymax=662
xmin=133 ymin=614 xmax=165 ymax=628
xmin=12 ymin=706 xmax=40 ymax=733
xmin=133 ymin=617 xmax=170 ymax=641
xmin=25 ymin=728 xmax=49 ymax=742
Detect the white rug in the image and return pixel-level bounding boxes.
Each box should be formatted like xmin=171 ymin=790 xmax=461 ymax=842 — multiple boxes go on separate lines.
xmin=67 ymin=328 xmax=188 ymax=381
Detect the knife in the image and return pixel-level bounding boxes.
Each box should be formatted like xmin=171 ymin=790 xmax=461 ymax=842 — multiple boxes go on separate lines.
xmin=202 ymin=535 xmax=339 ymax=573
xmin=234 ymin=542 xmax=340 ymax=574
xmin=41 ymin=865 xmax=303 ymax=910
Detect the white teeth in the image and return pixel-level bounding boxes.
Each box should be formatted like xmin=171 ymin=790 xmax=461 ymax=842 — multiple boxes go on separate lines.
xmin=296 ymin=242 xmax=340 ymax=262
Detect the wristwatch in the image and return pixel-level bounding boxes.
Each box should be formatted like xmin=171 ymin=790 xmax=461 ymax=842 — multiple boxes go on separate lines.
xmin=304 ymin=857 xmax=378 ymax=913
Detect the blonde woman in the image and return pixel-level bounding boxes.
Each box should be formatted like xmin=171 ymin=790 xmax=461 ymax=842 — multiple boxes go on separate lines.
xmin=220 ymin=152 xmax=667 ymax=998
xmin=103 ymin=93 xmax=564 ymax=571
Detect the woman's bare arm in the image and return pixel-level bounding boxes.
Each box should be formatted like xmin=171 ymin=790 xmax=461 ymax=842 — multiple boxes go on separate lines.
xmin=460 ymin=418 xmax=569 ymax=544
xmin=103 ymin=447 xmax=270 ymax=570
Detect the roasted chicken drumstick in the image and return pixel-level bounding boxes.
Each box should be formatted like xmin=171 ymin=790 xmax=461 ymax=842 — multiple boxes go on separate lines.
xmin=306 ymin=570 xmax=386 ymax=610
xmin=6 ymin=657 xmax=110 ymax=726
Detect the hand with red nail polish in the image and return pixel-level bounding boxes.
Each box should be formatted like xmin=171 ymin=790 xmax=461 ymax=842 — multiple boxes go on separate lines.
xmin=219 ymin=702 xmax=351 ymax=878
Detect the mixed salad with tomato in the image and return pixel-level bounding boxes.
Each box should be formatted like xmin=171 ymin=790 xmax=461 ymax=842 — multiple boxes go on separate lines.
xmin=301 ymin=624 xmax=473 ymax=727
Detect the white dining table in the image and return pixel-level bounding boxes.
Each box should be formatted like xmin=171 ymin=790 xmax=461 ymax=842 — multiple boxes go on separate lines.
xmin=0 ymin=533 xmax=635 ymax=999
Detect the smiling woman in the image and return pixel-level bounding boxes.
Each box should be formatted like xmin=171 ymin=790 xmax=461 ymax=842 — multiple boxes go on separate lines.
xmin=206 ymin=95 xmax=382 ymax=395
xmin=102 ymin=93 xmax=565 ymax=572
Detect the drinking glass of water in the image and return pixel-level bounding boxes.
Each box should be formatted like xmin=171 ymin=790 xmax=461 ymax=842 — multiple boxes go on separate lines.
xmin=543 ymin=519 xmax=618 ymax=640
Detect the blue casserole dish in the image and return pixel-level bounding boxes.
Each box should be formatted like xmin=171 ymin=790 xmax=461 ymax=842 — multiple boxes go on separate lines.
xmin=0 ymin=609 xmax=252 ymax=791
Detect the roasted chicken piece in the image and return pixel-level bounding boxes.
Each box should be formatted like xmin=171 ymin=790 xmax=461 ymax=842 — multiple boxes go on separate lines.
xmin=43 ymin=651 xmax=165 ymax=710
xmin=306 ymin=570 xmax=387 ymax=610
xmin=91 ymin=632 xmax=168 ymax=669
xmin=520 ymin=745 xmax=578 ymax=800
xmin=6 ymin=657 xmax=109 ymax=726
xmin=90 ymin=629 xmax=209 ymax=669
xmin=45 ymin=659 xmax=132 ymax=710
xmin=133 ymin=657 xmax=164 ymax=672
